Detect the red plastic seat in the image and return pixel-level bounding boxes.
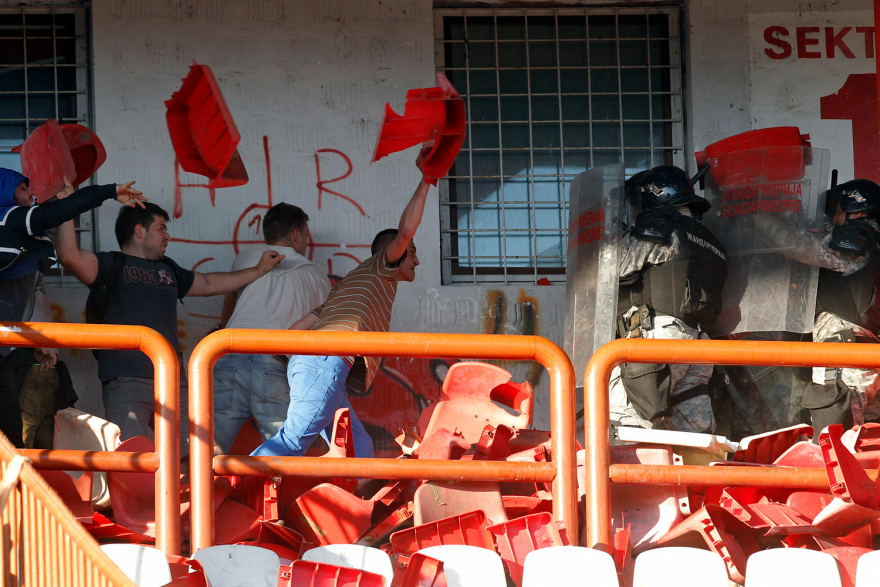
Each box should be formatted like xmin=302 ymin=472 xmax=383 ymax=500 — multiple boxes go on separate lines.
xmin=487 ymin=512 xmax=568 ymax=587
xmin=418 ymin=362 xmax=533 ymax=447
xmin=413 ymin=481 xmax=508 ymax=527
xmin=108 ymin=436 xmax=261 ymax=543
xmin=279 ymin=560 xmax=386 ymax=587
xmin=12 ymin=119 xmax=76 ymax=203
xmin=165 ymin=63 xmax=248 ymax=188
xmin=391 ymin=510 xmax=494 ymax=556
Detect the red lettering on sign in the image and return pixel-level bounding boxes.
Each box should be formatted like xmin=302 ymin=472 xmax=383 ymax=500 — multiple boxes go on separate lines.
xmin=797 ymin=27 xmax=821 ymax=58
xmin=856 ymin=26 xmax=876 ymax=58
xmin=825 ymin=27 xmax=855 ymax=58
xmin=820 ymin=73 xmax=880 ymax=183
xmin=764 ymin=26 xmax=792 ymax=59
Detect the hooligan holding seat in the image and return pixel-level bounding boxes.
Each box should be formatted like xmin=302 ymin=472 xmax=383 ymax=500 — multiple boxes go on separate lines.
xmin=611 ymin=165 xmax=728 ymax=433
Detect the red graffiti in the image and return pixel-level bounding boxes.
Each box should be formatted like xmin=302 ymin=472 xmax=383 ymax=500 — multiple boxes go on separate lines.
xmin=315 ymin=148 xmax=365 ymax=215
xmin=821 ymin=74 xmax=880 ymax=183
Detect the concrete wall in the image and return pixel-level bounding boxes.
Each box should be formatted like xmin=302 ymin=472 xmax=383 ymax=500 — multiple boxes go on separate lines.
xmin=36 ymin=0 xmax=875 ymax=433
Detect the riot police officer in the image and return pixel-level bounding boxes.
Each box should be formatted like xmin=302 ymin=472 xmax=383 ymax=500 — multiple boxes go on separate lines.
xmin=808 ymin=179 xmax=880 ymax=431
xmin=610 ymin=165 xmax=728 ymax=433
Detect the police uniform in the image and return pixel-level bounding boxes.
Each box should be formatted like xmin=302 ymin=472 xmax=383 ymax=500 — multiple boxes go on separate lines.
xmin=610 ymin=207 xmax=728 ymax=433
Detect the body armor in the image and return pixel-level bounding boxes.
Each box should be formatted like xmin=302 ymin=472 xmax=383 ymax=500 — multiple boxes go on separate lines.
xmin=816 ymin=250 xmax=880 ymax=333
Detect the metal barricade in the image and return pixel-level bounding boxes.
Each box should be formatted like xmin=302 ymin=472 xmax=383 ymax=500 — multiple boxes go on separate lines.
xmin=0 ymin=322 xmax=181 ymax=554
xmin=0 ymin=430 xmax=136 ymax=586
xmin=583 ymin=337 xmax=880 ymax=551
xmin=188 ymin=329 xmax=577 ymax=553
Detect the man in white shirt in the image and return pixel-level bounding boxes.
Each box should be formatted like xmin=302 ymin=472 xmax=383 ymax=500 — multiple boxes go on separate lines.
xmin=213 ymin=203 xmax=331 ymax=453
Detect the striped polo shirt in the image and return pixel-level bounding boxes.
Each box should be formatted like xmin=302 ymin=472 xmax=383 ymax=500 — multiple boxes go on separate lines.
xmin=312 ymin=246 xmax=400 ymax=387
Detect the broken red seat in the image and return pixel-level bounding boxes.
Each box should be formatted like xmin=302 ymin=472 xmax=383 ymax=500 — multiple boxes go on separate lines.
xmin=108 ymin=436 xmax=261 ymax=544
xmin=657 ymin=504 xmax=762 ymax=584
xmin=291 ymin=480 xmax=414 ymax=547
xmin=732 ymin=424 xmax=814 ymax=464
xmin=413 ymin=428 xmax=471 ymax=461
xmin=13 ymin=119 xmax=76 ymax=203
xmin=815 ymin=424 xmax=880 ymax=537
xmin=165 ymin=62 xmax=248 ymax=188
xmin=238 ymin=521 xmax=309 ymax=564
xmin=418 ymin=362 xmax=533 ymax=447
xmin=847 ymin=422 xmax=880 ymax=452
xmin=413 ymin=480 xmax=508 ymax=527
xmin=487 ymin=512 xmax=569 ymax=587
xmin=278 ymin=559 xmax=386 ymax=587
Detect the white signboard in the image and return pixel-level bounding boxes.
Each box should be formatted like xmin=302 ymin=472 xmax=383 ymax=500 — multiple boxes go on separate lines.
xmin=749 ymin=11 xmax=876 ymax=183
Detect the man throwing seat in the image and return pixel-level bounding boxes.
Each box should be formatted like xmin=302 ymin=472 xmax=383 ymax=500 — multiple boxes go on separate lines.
xmin=610 ymin=165 xmax=728 ymax=433
xmin=252 ymin=150 xmax=430 ymax=458
xmin=212 ymin=203 xmax=331 ymax=453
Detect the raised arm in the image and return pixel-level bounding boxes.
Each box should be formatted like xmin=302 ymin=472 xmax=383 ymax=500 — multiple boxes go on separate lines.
xmin=31 ymin=180 xmax=145 ymax=235
xmin=187 ymin=250 xmax=284 ymax=297
xmin=386 ymin=148 xmax=432 ymax=264
xmin=55 ymin=216 xmax=100 ymax=285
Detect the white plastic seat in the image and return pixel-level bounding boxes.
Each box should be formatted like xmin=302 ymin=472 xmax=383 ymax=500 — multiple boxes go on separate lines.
xmin=416 ymin=545 xmax=506 ymax=587
xmin=745 ymin=549 xmax=841 ymax=587
xmin=522 ymin=546 xmax=619 ymax=587
xmin=302 ymin=544 xmax=394 ymax=586
xmin=856 ymin=549 xmax=880 ymax=587
xmin=633 ymin=547 xmax=728 ymax=587
xmin=54 ymin=408 xmax=121 ymax=509
xmin=100 ymin=544 xmax=171 ymax=587
xmin=192 ymin=544 xmax=281 ymax=587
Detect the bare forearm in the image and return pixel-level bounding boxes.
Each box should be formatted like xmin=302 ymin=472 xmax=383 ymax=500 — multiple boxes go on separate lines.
xmin=191 ymin=267 xmax=263 ymax=297
xmin=289 ymin=311 xmax=319 ymax=330
xmin=396 ymin=179 xmax=430 ymax=241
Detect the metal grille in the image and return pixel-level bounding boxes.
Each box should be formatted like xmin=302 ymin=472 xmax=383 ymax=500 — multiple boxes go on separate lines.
xmin=435 ymin=7 xmax=684 ymax=284
xmin=0 ymin=5 xmax=93 ymax=282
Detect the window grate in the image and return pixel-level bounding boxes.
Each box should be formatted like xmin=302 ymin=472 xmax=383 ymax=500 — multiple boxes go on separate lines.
xmin=435 ymin=7 xmax=684 ymax=284
xmin=0 ymin=5 xmax=93 ymax=284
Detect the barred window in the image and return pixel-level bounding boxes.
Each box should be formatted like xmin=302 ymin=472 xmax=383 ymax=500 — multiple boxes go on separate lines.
xmin=0 ymin=5 xmax=93 ymax=282
xmin=435 ymin=7 xmax=685 ymax=284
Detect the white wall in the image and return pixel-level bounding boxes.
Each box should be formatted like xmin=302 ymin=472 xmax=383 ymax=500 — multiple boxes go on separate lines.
xmin=43 ymin=0 xmax=565 ymax=426
xmin=44 ymin=0 xmax=875 ymax=429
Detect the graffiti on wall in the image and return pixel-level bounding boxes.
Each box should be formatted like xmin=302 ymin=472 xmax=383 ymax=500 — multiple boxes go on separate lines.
xmin=169 ymin=135 xmax=448 ymax=451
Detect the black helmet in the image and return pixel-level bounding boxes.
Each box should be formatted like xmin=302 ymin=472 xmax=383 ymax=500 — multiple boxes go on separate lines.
xmin=633 ymin=165 xmax=711 ymax=215
xmin=825 ymin=179 xmax=880 ymax=220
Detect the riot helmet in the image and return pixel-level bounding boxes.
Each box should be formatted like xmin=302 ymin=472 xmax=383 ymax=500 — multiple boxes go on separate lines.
xmin=633 ymin=165 xmax=711 ymax=215
xmin=825 ymin=179 xmax=880 ymax=221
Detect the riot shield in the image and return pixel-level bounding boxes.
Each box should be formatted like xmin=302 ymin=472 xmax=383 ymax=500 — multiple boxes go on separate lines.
xmin=704 ymin=146 xmax=831 ymax=335
xmin=564 ymin=163 xmax=625 ymax=388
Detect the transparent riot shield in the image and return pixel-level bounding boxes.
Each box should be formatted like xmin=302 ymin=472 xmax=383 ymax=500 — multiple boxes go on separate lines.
xmin=564 ymin=163 xmax=625 ymax=388
xmin=704 ymin=146 xmax=831 ymax=336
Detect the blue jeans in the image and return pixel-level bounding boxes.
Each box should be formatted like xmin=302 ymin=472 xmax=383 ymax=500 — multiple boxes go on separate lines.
xmin=213 ymin=353 xmax=290 ymax=453
xmin=251 ymin=355 xmax=374 ymax=458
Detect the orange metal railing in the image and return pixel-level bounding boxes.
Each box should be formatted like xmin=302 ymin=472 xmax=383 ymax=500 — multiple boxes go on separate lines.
xmin=0 ymin=410 xmax=136 ymax=586
xmin=0 ymin=322 xmax=181 ymax=554
xmin=583 ymin=337 xmax=880 ymax=552
xmin=188 ymin=329 xmax=577 ymax=553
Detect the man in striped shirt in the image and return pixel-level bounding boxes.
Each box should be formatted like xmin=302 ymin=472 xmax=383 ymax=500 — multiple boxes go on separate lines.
xmin=252 ymin=152 xmax=429 ymax=458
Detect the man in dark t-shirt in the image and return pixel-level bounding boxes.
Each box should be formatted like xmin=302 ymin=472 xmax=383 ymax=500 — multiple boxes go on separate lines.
xmin=55 ymin=202 xmax=282 ymax=451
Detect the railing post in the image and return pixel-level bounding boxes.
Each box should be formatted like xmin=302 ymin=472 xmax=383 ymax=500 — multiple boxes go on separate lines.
xmin=583 ymin=337 xmax=880 ymax=552
xmin=188 ymin=330 xmax=577 ymax=554
xmin=0 ymin=322 xmax=181 ymax=555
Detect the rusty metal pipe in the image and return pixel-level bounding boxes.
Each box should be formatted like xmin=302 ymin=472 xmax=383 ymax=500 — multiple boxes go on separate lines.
xmin=189 ymin=329 xmax=577 ymax=553
xmin=213 ymin=455 xmax=557 ymax=481
xmin=0 ymin=322 xmax=180 ymax=554
xmin=21 ymin=450 xmax=159 ymax=472
xmin=610 ymin=464 xmax=832 ymax=488
xmin=584 ymin=338 xmax=880 ymax=552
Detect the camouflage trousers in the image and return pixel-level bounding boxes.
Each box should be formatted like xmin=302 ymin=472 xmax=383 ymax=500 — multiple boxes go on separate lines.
xmin=609 ymin=314 xmax=715 ymax=433
xmin=812 ymin=312 xmax=880 ymax=425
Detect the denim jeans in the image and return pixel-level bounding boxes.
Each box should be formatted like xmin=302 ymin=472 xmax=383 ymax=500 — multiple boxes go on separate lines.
xmin=213 ymin=353 xmax=290 ymax=453
xmin=251 ymin=354 xmax=374 ymax=458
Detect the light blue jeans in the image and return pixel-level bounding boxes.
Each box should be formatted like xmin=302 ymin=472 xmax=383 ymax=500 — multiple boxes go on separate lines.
xmin=212 ymin=353 xmax=290 ymax=453
xmin=251 ymin=355 xmax=374 ymax=458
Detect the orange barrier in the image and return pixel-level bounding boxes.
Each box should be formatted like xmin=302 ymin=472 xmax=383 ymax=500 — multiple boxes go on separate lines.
xmin=0 ymin=322 xmax=181 ymax=555
xmin=583 ymin=337 xmax=880 ymax=552
xmin=188 ymin=329 xmax=577 ymax=553
xmin=0 ymin=421 xmax=135 ymax=586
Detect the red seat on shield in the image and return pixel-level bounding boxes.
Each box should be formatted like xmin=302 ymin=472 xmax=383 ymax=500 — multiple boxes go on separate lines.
xmin=418 ymin=362 xmax=533 ymax=447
